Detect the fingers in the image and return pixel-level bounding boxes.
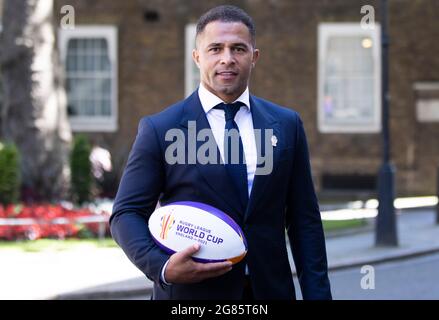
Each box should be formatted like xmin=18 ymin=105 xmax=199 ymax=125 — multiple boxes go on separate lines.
xmin=193 ymin=260 xmax=233 ymax=281
xmin=177 ymin=243 xmax=201 ymax=260
xmin=166 ymin=243 xmax=234 ymax=283
xmin=200 ymin=263 xmax=233 ymax=280
xmin=197 ymin=260 xmax=233 ymax=273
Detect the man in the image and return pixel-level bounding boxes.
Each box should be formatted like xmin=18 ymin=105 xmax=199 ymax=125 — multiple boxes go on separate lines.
xmin=110 ymin=5 xmax=331 ymax=300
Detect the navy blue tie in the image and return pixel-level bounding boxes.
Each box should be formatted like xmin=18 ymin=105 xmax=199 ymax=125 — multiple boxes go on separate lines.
xmin=214 ymin=102 xmax=248 ymax=210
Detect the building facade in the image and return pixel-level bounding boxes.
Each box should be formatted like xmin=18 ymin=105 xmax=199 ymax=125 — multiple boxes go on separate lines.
xmin=2 ymin=0 xmax=439 ymax=198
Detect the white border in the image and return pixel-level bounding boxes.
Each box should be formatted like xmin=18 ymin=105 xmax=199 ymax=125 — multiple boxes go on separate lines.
xmin=58 ymin=25 xmax=118 ymax=132
xmin=318 ymin=23 xmax=381 ymax=133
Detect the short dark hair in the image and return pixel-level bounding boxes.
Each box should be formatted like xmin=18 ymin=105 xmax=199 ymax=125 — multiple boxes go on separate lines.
xmin=196 ymin=5 xmax=256 ymax=47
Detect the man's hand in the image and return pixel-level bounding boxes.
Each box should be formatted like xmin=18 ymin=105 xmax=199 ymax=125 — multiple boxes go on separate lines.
xmin=164 ymin=243 xmax=233 ymax=284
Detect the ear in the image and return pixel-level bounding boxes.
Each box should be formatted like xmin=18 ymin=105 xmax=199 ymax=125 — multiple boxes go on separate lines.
xmin=192 ymin=49 xmax=200 ymax=68
xmin=251 ymin=48 xmax=260 ymax=68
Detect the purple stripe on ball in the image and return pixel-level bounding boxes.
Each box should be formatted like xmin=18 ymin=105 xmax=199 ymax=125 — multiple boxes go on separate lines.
xmin=163 ymin=201 xmax=247 ymax=249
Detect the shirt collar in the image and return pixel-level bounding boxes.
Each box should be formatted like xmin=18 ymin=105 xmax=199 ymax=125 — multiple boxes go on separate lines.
xmin=198 ymin=82 xmax=250 ymax=114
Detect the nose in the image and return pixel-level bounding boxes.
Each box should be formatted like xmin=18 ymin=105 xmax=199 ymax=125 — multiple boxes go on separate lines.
xmin=220 ymin=48 xmax=235 ymax=65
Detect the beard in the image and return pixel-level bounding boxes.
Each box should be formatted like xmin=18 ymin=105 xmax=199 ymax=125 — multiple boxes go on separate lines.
xmin=212 ymin=77 xmax=247 ymax=97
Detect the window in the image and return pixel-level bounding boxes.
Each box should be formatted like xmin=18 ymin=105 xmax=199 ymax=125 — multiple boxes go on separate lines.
xmin=59 ymin=26 xmax=118 ymax=132
xmin=318 ymin=23 xmax=381 ymax=133
xmin=414 ymin=82 xmax=439 ymax=122
xmin=185 ymin=23 xmax=199 ymax=97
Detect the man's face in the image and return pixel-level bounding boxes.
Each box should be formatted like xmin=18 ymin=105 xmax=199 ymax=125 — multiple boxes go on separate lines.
xmin=193 ymin=21 xmax=259 ymax=103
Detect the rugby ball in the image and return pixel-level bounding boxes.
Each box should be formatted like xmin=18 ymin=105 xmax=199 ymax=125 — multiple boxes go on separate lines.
xmin=148 ymin=201 xmax=247 ymax=264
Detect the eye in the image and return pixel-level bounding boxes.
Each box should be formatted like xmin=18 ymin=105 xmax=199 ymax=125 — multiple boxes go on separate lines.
xmin=209 ymin=47 xmax=220 ymax=52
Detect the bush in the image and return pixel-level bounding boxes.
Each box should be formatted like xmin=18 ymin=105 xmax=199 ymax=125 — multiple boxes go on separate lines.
xmin=0 ymin=142 xmax=20 ymax=206
xmin=70 ymin=135 xmax=92 ymax=205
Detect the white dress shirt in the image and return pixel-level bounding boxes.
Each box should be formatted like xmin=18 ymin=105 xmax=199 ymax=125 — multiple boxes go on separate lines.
xmin=198 ymin=83 xmax=257 ymax=197
xmin=161 ymin=84 xmax=256 ymax=284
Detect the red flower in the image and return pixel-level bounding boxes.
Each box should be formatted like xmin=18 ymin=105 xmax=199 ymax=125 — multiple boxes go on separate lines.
xmin=0 ymin=203 xmax=110 ymax=240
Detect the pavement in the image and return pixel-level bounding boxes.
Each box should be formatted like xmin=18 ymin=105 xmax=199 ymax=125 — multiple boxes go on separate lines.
xmin=1 ymin=206 xmax=438 ymax=300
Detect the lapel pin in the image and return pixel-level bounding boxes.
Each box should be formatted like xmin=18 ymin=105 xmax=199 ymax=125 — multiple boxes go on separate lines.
xmin=271 ymin=135 xmax=278 ymax=147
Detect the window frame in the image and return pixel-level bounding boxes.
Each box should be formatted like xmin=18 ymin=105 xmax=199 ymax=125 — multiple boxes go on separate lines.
xmin=58 ymin=25 xmax=118 ymax=132
xmin=318 ymin=23 xmax=381 ymax=133
xmin=185 ymin=23 xmax=199 ymax=98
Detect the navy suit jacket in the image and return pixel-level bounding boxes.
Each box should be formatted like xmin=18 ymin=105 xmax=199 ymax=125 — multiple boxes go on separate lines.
xmin=110 ymin=91 xmax=332 ymax=300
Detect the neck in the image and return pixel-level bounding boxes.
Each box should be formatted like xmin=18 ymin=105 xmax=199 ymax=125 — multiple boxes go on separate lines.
xmin=201 ymin=82 xmax=247 ymax=104
xmin=220 ymin=94 xmax=241 ymax=104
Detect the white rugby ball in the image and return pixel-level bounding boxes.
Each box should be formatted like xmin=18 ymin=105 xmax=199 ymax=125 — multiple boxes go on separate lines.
xmin=148 ymin=201 xmax=247 ymax=264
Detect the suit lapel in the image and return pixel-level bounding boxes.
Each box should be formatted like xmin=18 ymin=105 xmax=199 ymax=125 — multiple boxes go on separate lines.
xmin=179 ymin=92 xmax=244 ymax=215
xmin=245 ymin=96 xmax=281 ymax=221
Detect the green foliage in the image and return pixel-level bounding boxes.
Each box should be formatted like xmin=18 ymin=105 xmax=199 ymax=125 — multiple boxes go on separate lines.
xmin=0 ymin=142 xmax=20 ymax=205
xmin=76 ymin=224 xmax=96 ymax=239
xmin=70 ymin=135 xmax=92 ymax=205
xmin=322 ymin=218 xmax=367 ymax=231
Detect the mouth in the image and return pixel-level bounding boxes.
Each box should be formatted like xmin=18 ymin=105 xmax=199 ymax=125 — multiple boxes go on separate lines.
xmin=216 ymin=71 xmax=238 ymax=80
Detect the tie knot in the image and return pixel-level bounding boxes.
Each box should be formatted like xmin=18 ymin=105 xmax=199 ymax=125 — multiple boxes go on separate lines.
xmin=214 ymin=102 xmax=244 ymax=121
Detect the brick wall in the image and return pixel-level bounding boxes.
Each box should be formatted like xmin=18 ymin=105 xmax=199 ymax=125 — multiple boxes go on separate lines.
xmin=54 ymin=0 xmax=439 ymax=196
